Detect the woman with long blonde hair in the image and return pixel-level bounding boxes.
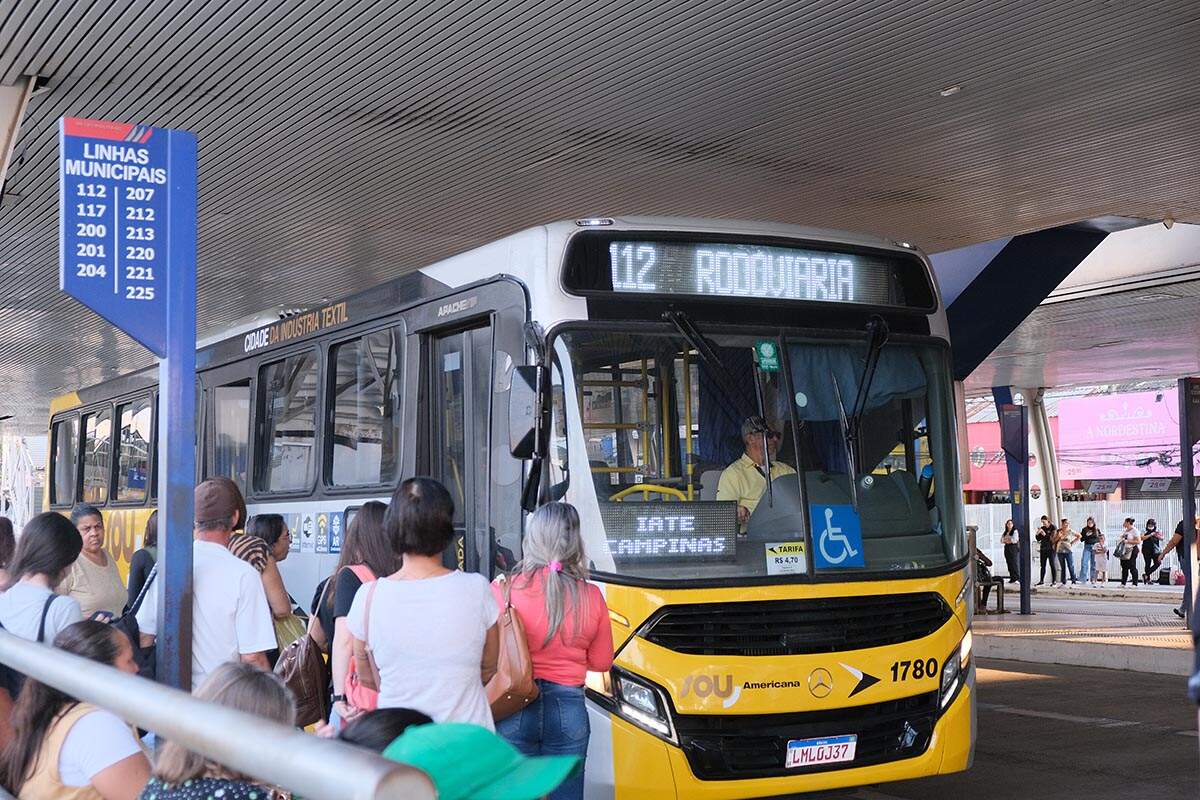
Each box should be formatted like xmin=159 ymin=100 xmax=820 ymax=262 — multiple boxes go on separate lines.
xmin=492 ymin=502 xmax=614 ymax=800
xmin=139 ymin=662 xmax=294 ymax=799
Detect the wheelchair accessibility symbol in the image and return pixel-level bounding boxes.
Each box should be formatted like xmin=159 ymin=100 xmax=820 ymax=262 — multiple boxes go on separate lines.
xmin=811 ymin=505 xmax=865 ymax=569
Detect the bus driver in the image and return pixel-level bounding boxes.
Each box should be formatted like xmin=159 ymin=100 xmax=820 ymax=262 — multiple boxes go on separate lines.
xmin=716 ymin=416 xmax=796 ymax=533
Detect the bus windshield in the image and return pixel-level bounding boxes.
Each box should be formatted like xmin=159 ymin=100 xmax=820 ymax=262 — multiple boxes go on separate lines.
xmin=548 ymin=326 xmax=966 ymax=584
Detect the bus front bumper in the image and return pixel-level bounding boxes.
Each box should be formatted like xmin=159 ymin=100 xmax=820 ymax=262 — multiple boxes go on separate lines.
xmin=595 ymin=671 xmax=974 ymax=800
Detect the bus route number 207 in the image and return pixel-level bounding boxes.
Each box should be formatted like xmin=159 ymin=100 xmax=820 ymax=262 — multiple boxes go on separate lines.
xmin=890 ymin=658 xmax=937 ymax=682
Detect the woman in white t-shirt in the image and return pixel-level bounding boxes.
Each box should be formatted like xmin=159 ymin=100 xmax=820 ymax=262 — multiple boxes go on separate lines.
xmin=347 ymin=477 xmax=500 ymax=729
xmin=0 ymin=620 xmax=150 ymax=799
xmin=0 ymin=512 xmax=85 ymax=646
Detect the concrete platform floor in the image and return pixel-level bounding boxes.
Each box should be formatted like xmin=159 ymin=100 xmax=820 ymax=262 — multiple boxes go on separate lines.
xmin=972 ymin=596 xmax=1191 ymax=676
xmin=810 ymin=657 xmax=1197 ymax=800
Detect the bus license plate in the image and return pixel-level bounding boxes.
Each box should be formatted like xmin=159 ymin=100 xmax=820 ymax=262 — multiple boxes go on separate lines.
xmin=785 ymin=734 xmax=857 ymax=768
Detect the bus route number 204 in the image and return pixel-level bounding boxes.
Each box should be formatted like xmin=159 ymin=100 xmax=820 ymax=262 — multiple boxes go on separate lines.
xmin=890 ymin=658 xmax=938 ymax=682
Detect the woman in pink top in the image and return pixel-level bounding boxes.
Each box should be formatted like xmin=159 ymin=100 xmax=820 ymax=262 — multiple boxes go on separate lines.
xmin=493 ymin=502 xmax=613 ymax=800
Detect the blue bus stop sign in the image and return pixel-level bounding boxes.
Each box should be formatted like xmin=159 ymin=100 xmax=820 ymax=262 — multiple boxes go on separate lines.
xmin=59 ymin=117 xmax=198 ymax=691
xmin=59 ymin=118 xmax=196 ymax=357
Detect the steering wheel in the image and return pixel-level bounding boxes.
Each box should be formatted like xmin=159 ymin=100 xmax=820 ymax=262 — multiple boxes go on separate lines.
xmin=609 ymin=484 xmax=689 ymax=502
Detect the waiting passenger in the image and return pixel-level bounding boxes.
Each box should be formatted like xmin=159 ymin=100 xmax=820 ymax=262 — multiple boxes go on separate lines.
xmin=0 ymin=620 xmax=151 ymax=800
xmin=716 ymin=416 xmax=796 ymax=532
xmin=62 ymin=504 xmax=127 ymax=619
xmin=1053 ymin=518 xmax=1079 ymax=586
xmin=136 ymin=478 xmax=276 ymax=688
xmin=315 ymin=501 xmax=397 ymax=728
xmin=1000 ymin=519 xmax=1020 ymax=584
xmin=230 ymin=514 xmax=292 ymax=620
xmin=1141 ymin=518 xmax=1163 ymax=585
xmin=1091 ymin=530 xmax=1109 ymax=587
xmin=0 ymin=512 xmax=84 ymax=646
xmin=493 ymin=502 xmax=613 ymax=800
xmin=140 ymin=662 xmax=294 ymax=800
xmin=0 ymin=516 xmax=15 ymax=587
xmin=1035 ymin=515 xmax=1058 ymax=586
xmin=1116 ymin=517 xmax=1141 ymax=587
xmin=125 ymin=511 xmax=157 ymax=609
xmin=1078 ymin=517 xmax=1100 ymax=588
xmin=345 ymin=478 xmax=499 ymax=728
xmin=237 ymin=513 xmax=303 ymax=662
xmin=317 ymin=707 xmax=434 ymax=752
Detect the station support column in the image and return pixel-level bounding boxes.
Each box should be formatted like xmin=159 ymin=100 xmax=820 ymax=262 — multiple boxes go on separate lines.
xmin=993 ymin=387 xmax=1031 ymax=615
xmin=1176 ymin=379 xmax=1200 ymax=725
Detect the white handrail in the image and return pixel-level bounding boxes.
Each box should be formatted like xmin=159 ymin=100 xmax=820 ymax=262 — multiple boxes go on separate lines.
xmin=0 ymin=630 xmax=433 ymax=800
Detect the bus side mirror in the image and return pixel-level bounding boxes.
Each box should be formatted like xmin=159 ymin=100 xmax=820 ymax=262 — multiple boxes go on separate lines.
xmin=509 ymin=365 xmax=544 ymax=459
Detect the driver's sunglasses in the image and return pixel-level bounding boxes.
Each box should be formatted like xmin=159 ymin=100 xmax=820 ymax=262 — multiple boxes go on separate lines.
xmin=759 ymin=430 xmax=782 ymax=440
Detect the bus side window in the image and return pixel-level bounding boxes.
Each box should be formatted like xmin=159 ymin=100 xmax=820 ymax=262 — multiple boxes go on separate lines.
xmin=81 ymin=408 xmax=113 ymax=505
xmin=256 ymin=351 xmax=319 ymax=493
xmin=50 ymin=416 xmax=80 ymax=507
xmin=114 ymin=396 xmax=152 ymax=503
xmin=328 ymin=328 xmax=402 ymax=487
xmin=212 ymin=382 xmax=251 ymax=490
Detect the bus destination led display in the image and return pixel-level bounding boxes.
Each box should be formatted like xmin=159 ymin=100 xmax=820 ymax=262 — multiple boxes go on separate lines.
xmin=607 ymin=240 xmax=899 ymax=306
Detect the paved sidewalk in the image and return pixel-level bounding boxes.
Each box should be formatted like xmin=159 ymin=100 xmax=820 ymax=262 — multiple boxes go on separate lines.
xmin=972 ymin=596 xmax=1192 ymax=676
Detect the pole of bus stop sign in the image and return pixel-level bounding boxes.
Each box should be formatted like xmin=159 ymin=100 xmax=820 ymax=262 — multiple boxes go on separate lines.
xmin=1177 ymin=379 xmax=1200 ymax=735
xmin=993 ymin=388 xmax=1031 ymax=615
xmin=59 ymin=118 xmax=197 ymax=691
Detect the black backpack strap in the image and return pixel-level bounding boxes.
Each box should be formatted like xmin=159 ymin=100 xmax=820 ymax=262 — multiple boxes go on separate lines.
xmin=36 ymin=593 xmax=57 ymax=644
xmin=129 ymin=566 xmax=158 ymax=616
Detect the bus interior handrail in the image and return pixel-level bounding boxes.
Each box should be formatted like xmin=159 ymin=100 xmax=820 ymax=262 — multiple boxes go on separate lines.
xmin=0 ymin=630 xmax=433 ymax=800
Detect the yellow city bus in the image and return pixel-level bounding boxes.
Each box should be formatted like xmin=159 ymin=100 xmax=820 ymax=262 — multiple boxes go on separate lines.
xmin=47 ymin=217 xmax=974 ymax=797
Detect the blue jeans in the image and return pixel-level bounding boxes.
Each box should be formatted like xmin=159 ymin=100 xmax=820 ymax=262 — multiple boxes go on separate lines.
xmin=1057 ymin=551 xmax=1077 ymax=582
xmin=1080 ymin=547 xmax=1094 ymax=582
xmin=497 ymin=679 xmax=588 ymax=800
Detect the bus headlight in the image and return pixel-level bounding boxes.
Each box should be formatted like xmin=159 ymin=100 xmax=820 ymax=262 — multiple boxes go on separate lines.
xmin=610 ymin=669 xmax=676 ymax=743
xmin=940 ymin=630 xmax=972 ymax=709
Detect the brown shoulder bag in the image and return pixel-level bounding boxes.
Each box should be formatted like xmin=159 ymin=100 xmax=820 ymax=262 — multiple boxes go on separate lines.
xmin=485 ymin=576 xmax=539 ymax=721
xmin=274 ymin=576 xmax=333 ymax=727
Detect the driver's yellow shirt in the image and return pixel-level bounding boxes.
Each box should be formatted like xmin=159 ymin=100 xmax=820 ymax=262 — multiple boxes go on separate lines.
xmin=716 ymin=454 xmax=796 ymax=530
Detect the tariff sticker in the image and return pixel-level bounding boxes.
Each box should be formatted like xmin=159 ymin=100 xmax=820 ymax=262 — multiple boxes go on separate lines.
xmin=765 ymin=542 xmax=807 ymax=575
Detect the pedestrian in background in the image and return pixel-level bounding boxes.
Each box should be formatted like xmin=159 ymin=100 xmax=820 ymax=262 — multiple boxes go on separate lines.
xmin=1141 ymin=518 xmax=1163 ymax=585
xmin=0 ymin=517 xmax=15 ymax=587
xmin=0 ymin=620 xmax=150 ymax=800
xmin=1053 ymin=518 xmax=1079 ymax=586
xmin=1035 ymin=515 xmax=1058 ymax=586
xmin=1001 ymin=519 xmax=1020 ymax=584
xmin=1091 ymin=529 xmax=1109 ymax=587
xmin=1079 ymin=517 xmax=1100 ymax=588
xmin=62 ymin=504 xmax=126 ymax=619
xmin=1116 ymin=517 xmax=1141 ymax=586
xmin=126 ymin=511 xmax=157 ymax=609
xmin=493 ymin=502 xmax=614 ymax=800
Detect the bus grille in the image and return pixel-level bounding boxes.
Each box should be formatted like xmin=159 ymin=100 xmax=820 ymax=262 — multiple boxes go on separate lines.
xmin=676 ymin=691 xmax=938 ymax=780
xmin=641 ymin=593 xmax=951 ymax=656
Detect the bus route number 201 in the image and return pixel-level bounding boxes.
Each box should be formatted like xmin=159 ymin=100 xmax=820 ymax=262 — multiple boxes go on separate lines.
xmin=890 ymin=658 xmax=937 ymax=682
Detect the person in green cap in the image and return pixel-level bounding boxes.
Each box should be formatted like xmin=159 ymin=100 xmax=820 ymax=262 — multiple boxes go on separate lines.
xmin=383 ymin=723 xmax=579 ymax=800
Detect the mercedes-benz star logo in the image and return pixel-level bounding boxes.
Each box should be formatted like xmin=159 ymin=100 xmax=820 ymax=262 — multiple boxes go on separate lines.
xmin=808 ymin=668 xmax=833 ymax=698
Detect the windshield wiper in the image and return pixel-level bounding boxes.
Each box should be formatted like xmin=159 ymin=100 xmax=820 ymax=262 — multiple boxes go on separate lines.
xmin=847 ymin=315 xmax=891 ymax=444
xmin=832 ymin=315 xmax=890 ymax=508
xmin=662 ymin=311 xmax=754 ymax=420
xmin=663 ymin=311 xmax=774 ymax=504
